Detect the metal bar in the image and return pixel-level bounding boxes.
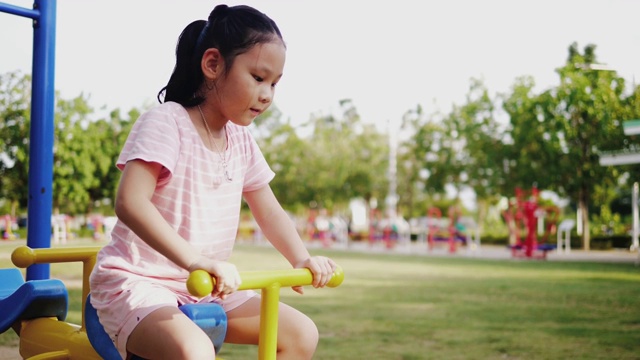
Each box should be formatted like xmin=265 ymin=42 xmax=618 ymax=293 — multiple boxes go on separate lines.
xmin=258 ymin=284 xmax=280 ymax=360
xmin=633 ymin=182 xmax=639 ymax=251
xmin=11 ymin=245 xmax=101 ymax=330
xmin=0 ymin=1 xmax=39 ymax=19
xmin=26 ymin=0 xmax=57 ymax=281
xmin=598 ymin=152 xmax=640 ymax=166
xmin=623 ymin=120 xmax=640 ymax=136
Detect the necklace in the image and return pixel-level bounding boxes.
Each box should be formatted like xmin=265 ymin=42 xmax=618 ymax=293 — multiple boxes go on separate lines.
xmin=197 ymin=105 xmax=232 ymax=182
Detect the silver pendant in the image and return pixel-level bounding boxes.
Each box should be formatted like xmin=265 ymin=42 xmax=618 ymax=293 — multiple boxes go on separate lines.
xmin=221 ymin=162 xmax=232 ymax=182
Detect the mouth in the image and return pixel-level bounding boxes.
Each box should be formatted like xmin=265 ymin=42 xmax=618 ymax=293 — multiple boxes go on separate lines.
xmin=250 ymin=108 xmax=262 ymax=116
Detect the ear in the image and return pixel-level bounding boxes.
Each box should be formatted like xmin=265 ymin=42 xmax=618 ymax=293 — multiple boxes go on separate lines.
xmin=201 ymin=48 xmax=223 ymax=80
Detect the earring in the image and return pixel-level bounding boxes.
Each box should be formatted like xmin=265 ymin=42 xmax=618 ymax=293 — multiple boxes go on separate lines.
xmin=205 ymin=79 xmax=214 ymax=91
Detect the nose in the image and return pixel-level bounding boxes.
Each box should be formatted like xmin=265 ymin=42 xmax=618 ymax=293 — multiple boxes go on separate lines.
xmin=258 ymin=85 xmax=273 ymax=104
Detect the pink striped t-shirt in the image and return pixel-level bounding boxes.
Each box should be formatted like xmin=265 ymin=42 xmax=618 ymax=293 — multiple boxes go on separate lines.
xmin=90 ymin=101 xmax=274 ymax=289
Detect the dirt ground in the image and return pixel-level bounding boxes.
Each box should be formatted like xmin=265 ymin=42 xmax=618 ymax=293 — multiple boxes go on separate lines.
xmin=0 ymin=346 xmax=20 ymax=360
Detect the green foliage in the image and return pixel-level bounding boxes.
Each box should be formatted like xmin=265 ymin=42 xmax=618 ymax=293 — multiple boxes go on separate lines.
xmin=0 ymin=72 xmax=31 ymax=215
xmin=591 ymin=205 xmax=627 ymax=236
xmin=0 ymin=71 xmax=138 ymax=217
xmin=503 ymin=43 xmax=640 ymax=248
xmin=256 ymin=99 xmax=389 ymax=213
xmin=401 ymin=43 xmax=640 ymax=241
xmin=1 ymin=40 xmax=639 ymax=241
xmin=52 ymin=99 xmax=136 ymax=215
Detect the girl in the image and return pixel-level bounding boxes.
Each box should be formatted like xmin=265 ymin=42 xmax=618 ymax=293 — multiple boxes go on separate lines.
xmin=89 ymin=4 xmax=337 ymax=360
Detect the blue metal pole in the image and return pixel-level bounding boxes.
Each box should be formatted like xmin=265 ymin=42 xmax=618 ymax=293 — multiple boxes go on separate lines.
xmin=26 ymin=0 xmax=56 ymax=280
xmin=0 ymin=2 xmax=39 ymax=19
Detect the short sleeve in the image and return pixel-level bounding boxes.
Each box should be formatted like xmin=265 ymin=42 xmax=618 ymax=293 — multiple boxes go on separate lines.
xmin=242 ymin=130 xmax=275 ymax=192
xmin=116 ymin=105 xmax=181 ymax=186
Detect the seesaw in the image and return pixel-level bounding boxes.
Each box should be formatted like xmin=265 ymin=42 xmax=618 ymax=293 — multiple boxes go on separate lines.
xmin=0 ymin=245 xmax=344 ymax=360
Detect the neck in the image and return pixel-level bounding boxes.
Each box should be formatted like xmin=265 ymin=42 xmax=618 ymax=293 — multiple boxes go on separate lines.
xmin=197 ymin=106 xmax=225 ymax=136
xmin=198 ymin=104 xmax=227 ymax=130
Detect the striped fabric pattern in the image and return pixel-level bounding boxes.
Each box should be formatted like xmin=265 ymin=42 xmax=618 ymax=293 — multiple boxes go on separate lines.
xmin=93 ymin=101 xmax=275 ymax=283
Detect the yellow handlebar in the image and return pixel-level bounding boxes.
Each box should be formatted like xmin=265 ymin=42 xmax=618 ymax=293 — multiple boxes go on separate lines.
xmin=11 ymin=245 xmax=345 ymax=360
xmin=187 ymin=266 xmax=345 ymax=297
xmin=186 ymin=265 xmax=345 ymax=359
xmin=11 ymin=245 xmax=103 ymax=331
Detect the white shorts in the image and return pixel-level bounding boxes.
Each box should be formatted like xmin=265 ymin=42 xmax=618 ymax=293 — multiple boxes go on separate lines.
xmin=91 ymin=277 xmax=257 ymax=359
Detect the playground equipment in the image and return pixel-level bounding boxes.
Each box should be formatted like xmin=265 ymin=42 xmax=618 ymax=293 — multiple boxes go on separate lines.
xmin=557 ymin=219 xmax=576 ymax=253
xmin=350 ymin=197 xmax=409 ymax=250
xmin=3 ymin=215 xmax=17 ymax=240
xmin=364 ymin=209 xmax=410 ymax=249
xmin=51 ymin=214 xmax=71 ymax=245
xmin=426 ymin=206 xmax=469 ymax=253
xmin=308 ymin=208 xmax=333 ymax=247
xmin=1 ymin=0 xmax=57 ymax=281
xmin=306 ymin=209 xmax=349 ymax=248
xmin=347 ymin=198 xmax=369 ymax=241
xmin=376 ymin=216 xmax=410 ymax=249
xmin=0 ymin=245 xmax=344 ymax=360
xmin=87 ymin=215 xmax=105 ymax=241
xmin=502 ymin=187 xmax=560 ymax=259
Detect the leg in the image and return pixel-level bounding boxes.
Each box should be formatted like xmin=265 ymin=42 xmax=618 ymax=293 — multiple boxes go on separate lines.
xmin=225 ymin=297 xmax=319 ymax=360
xmin=126 ymin=306 xmax=216 ymax=360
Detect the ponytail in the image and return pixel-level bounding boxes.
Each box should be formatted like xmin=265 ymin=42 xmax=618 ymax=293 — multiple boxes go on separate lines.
xmin=157 ymin=20 xmax=207 ymax=106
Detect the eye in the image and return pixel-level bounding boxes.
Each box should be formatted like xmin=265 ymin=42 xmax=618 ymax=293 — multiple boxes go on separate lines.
xmin=253 ymin=75 xmax=264 ymax=82
xmin=271 ymin=82 xmax=278 ymax=88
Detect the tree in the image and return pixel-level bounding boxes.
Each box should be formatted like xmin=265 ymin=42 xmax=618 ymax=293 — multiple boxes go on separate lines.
xmin=0 ymin=71 xmax=31 ymax=215
xmin=255 ymin=99 xmax=388 ymax=213
xmin=504 ymin=43 xmax=638 ymax=249
xmin=302 ymin=99 xmax=388 ymax=210
xmin=87 ymin=108 xmax=137 ymax=211
xmin=0 ymin=71 xmax=139 ymax=217
xmin=444 ymin=79 xmax=507 ymax=201
xmin=52 ymin=94 xmax=97 ymax=214
xmin=52 ymin=104 xmax=137 ymax=215
xmin=401 ymin=79 xmax=506 ymax=219
xmin=398 ymin=105 xmax=447 ymax=217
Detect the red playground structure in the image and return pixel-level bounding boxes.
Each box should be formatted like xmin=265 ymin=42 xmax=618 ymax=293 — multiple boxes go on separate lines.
xmin=502 ymin=187 xmax=559 ymax=259
xmin=426 ymin=206 xmax=467 ymax=253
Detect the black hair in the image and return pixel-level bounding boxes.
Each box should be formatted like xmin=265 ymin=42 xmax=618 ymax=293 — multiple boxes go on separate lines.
xmin=157 ymin=4 xmax=284 ymax=106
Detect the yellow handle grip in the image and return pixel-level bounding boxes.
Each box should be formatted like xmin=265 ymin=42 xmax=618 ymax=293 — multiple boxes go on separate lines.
xmin=187 ymin=266 xmax=345 ymax=297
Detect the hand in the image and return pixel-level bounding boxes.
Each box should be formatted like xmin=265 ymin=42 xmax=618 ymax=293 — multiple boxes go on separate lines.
xmin=293 ymin=256 xmax=337 ymax=294
xmin=189 ymin=257 xmax=241 ymax=300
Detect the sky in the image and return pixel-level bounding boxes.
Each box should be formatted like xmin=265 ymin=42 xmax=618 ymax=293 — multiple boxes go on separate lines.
xmin=2 ymin=0 xmax=640 ymax=132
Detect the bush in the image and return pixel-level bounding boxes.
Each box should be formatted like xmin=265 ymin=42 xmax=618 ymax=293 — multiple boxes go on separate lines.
xmin=567 ymin=235 xmax=632 ymax=250
xmin=478 ymin=235 xmax=509 ymax=246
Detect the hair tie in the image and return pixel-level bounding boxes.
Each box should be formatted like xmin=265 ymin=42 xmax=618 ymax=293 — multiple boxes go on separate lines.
xmin=210 ymin=4 xmax=230 ymax=18
xmin=197 ymin=5 xmax=230 ymax=52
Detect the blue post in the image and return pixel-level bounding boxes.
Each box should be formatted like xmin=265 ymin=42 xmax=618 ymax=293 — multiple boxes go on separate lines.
xmin=0 ymin=0 xmax=57 ymax=280
xmin=27 ymin=0 xmax=56 ymax=280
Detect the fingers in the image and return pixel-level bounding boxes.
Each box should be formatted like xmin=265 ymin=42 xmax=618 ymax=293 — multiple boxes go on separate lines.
xmin=210 ymin=262 xmax=242 ymax=299
xmin=307 ymin=256 xmax=337 ymax=288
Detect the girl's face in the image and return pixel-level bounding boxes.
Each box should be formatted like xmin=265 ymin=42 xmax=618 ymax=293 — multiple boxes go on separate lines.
xmin=213 ymin=40 xmax=286 ymax=127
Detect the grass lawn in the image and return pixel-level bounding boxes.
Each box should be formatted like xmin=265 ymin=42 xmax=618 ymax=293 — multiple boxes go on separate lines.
xmin=1 ymin=240 xmax=640 ymax=359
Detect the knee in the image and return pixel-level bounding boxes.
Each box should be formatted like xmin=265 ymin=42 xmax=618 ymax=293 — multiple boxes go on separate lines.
xmin=175 ymin=338 xmax=216 ymax=360
xmin=279 ymin=315 xmax=319 ymax=358
xmin=297 ymin=318 xmax=320 ymax=353
xmin=167 ymin=329 xmax=216 ymax=360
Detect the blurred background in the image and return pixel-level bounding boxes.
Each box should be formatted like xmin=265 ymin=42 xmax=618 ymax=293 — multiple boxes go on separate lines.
xmin=1 ymin=0 xmax=640 ymax=252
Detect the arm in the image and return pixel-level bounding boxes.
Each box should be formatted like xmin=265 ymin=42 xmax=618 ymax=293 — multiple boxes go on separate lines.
xmin=243 ymin=185 xmax=337 ymax=291
xmin=115 ymin=160 xmax=240 ymax=297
